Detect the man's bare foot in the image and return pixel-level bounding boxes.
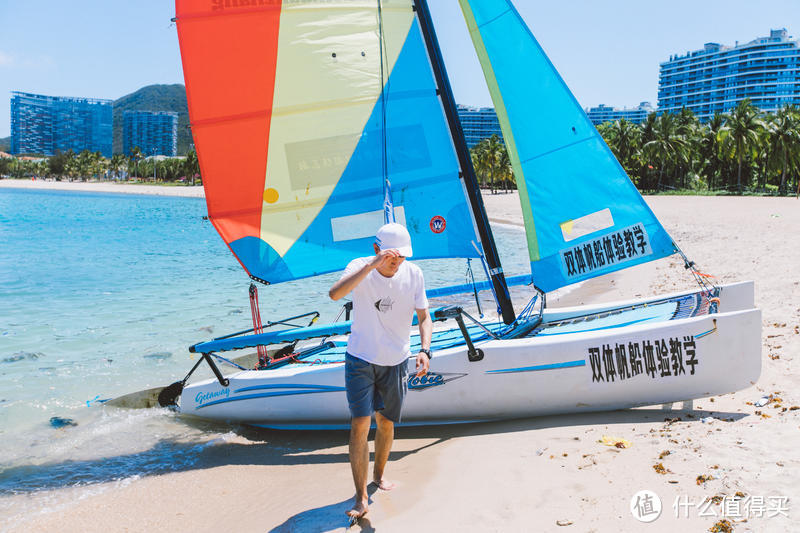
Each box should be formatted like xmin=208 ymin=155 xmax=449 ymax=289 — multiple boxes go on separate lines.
xmin=346 ymin=499 xmax=368 ymax=520
xmin=372 ymin=477 xmax=396 ymax=491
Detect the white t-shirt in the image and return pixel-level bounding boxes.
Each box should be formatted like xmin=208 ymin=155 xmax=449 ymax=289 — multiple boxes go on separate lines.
xmin=341 ymin=256 xmax=428 ymax=366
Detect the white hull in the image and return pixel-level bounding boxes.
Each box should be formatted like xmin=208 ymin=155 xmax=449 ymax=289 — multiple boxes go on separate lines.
xmin=179 ymin=282 xmax=761 ymax=429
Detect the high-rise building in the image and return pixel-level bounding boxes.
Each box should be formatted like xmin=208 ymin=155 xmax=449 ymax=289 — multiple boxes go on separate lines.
xmin=658 ymin=29 xmax=800 ymax=120
xmin=10 ymin=91 xmax=113 ymax=157
xmin=457 ymin=105 xmax=504 ymax=148
xmin=122 ymin=111 xmax=178 ymax=157
xmin=586 ymin=102 xmax=654 ymax=125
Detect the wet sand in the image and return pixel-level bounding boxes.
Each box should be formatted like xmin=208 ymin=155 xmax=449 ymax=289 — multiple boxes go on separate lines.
xmin=3 ymin=187 xmax=798 ymax=532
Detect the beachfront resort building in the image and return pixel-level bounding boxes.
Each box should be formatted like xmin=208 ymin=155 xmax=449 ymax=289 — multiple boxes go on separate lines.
xmin=122 ymin=111 xmax=178 ymax=157
xmin=10 ymin=91 xmax=113 ymax=157
xmin=457 ymin=105 xmax=504 ymax=148
xmin=658 ymin=28 xmax=800 ymax=120
xmin=585 ymin=102 xmax=654 ymax=125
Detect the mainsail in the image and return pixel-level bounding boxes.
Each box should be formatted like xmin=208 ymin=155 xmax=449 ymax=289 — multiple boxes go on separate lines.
xmin=176 ymin=0 xmax=484 ymax=284
xmin=458 ymin=0 xmax=677 ymax=292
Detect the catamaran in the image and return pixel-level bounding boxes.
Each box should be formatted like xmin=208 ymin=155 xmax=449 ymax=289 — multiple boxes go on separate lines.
xmin=164 ymin=0 xmax=761 ymax=429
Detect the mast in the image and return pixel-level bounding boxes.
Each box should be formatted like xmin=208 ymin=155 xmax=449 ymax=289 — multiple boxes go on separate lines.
xmin=413 ymin=0 xmax=516 ymax=325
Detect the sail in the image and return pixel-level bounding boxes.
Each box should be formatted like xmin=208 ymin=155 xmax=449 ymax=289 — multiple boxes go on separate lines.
xmin=458 ymin=0 xmax=677 ymax=292
xmin=176 ymin=0 xmax=481 ymax=284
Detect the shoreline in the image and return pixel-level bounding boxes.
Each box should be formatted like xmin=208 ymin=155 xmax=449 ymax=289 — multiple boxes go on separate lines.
xmin=3 ymin=189 xmax=797 ymax=531
xmin=0 ymin=178 xmax=205 ymax=198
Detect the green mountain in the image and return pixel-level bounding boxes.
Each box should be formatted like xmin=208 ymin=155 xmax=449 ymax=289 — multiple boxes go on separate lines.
xmin=113 ymin=84 xmax=192 ymax=156
xmin=0 ymin=136 xmax=9 ymax=152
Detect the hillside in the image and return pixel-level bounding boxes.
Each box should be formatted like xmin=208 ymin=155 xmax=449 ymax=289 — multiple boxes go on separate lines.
xmin=0 ymin=136 xmax=9 ymax=152
xmin=113 ymin=84 xmax=192 ymax=155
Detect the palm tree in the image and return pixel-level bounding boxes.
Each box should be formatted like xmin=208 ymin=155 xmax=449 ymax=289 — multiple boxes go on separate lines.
xmin=675 ymin=108 xmax=700 ymax=188
xmin=496 ymin=140 xmax=514 ymax=192
xmin=74 ymin=150 xmax=93 ymax=180
xmin=109 ymin=154 xmax=125 ymax=180
xmin=768 ymin=105 xmax=800 ymax=194
xmin=698 ymin=114 xmax=725 ymax=190
xmin=719 ymin=99 xmax=766 ymax=192
xmin=34 ymin=160 xmax=48 ymax=179
xmin=64 ymin=152 xmax=80 ymax=181
xmin=637 ymin=112 xmax=659 ymax=187
xmin=604 ymin=119 xmax=640 ymax=180
xmin=478 ymin=135 xmax=506 ymax=194
xmin=471 ymin=137 xmax=497 ymax=192
xmin=129 ymin=146 xmax=143 ymax=179
xmin=183 ymin=148 xmax=200 ymax=185
xmin=642 ymin=112 xmax=686 ymax=191
xmin=470 ymin=147 xmax=486 ymax=188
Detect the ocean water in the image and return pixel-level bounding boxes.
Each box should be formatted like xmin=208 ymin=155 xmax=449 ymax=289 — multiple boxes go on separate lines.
xmin=0 ymin=186 xmax=532 ymax=521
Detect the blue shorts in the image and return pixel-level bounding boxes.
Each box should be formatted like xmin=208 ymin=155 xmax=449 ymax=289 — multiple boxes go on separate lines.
xmin=345 ymin=353 xmax=408 ymax=423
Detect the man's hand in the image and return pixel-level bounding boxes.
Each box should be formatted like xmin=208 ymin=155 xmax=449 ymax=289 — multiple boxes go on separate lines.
xmin=330 ymin=249 xmax=399 ymax=301
xmin=370 ymin=248 xmax=401 ymax=271
xmin=415 ymin=351 xmax=430 ymax=377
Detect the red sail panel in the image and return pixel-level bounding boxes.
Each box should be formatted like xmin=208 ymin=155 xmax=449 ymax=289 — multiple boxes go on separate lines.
xmin=175 ymin=0 xmax=281 ymax=246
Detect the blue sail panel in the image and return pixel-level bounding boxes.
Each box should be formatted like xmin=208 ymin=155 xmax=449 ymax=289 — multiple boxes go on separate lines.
xmin=232 ymin=18 xmax=480 ymax=284
xmin=458 ymin=0 xmax=677 ymax=292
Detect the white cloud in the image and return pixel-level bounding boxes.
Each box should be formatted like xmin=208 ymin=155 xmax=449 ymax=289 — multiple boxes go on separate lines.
xmin=0 ymin=51 xmax=13 ymax=66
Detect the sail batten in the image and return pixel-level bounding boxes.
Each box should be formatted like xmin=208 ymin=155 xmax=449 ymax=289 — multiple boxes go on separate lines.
xmin=458 ymin=0 xmax=677 ymax=292
xmin=520 ymin=136 xmax=594 ymax=165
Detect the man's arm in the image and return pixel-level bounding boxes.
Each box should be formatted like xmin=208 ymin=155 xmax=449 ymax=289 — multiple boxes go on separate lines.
xmin=414 ymin=307 xmax=433 ymax=376
xmin=328 ymin=250 xmax=400 ymax=301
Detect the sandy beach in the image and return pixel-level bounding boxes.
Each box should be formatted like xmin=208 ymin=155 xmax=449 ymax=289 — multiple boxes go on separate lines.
xmin=2 ymin=182 xmax=798 ymax=532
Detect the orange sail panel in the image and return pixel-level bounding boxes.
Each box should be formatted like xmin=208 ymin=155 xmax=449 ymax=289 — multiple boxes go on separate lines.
xmin=175 ymin=0 xmax=281 ymax=250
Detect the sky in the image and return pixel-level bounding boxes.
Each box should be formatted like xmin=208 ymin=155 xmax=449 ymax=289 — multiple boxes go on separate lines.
xmin=1 ymin=0 xmax=798 ymax=138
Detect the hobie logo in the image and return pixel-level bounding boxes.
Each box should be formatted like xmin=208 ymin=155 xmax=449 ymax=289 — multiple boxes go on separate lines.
xmin=408 ymin=372 xmax=466 ymax=391
xmin=195 ymin=388 xmax=230 ymax=405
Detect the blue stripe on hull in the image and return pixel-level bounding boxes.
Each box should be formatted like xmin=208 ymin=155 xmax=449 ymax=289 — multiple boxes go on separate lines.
xmin=486 ymin=359 xmax=586 ymax=374
xmin=235 ymin=383 xmax=346 ymax=393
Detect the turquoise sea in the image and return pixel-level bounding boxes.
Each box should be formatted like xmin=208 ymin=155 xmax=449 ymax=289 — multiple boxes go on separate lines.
xmin=0 ymin=186 xmax=529 ymax=524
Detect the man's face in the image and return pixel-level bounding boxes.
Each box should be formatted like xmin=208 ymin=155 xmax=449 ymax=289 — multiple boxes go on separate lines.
xmin=383 ymin=253 xmax=405 ymax=275
xmin=373 ymin=243 xmax=406 ymax=276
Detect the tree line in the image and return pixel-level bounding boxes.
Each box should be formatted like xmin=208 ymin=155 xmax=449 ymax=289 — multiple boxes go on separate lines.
xmin=5 ymin=99 xmax=798 ymax=196
xmin=0 ymin=147 xmax=201 ymax=185
xmin=469 ymin=99 xmax=800 ymax=196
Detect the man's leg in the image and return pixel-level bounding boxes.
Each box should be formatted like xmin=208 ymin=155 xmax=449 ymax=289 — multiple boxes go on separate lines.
xmin=373 ymin=410 xmax=396 ymax=490
xmin=348 ymin=415 xmax=371 ymax=518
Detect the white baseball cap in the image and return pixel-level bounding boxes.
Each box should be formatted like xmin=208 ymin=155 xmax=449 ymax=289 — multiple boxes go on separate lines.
xmin=375 ymin=223 xmax=413 ymax=257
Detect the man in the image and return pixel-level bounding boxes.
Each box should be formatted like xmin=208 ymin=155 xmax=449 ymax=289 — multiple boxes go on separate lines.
xmin=329 ymin=222 xmax=433 ymax=520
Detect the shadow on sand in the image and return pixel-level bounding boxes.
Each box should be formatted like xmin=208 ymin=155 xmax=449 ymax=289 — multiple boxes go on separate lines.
xmin=0 ymin=406 xmax=747 ymax=497
xmin=267 ymin=484 xmax=379 ymax=533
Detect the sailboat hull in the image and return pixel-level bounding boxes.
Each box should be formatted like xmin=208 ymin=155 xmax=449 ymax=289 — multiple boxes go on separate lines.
xmin=178 ymin=282 xmax=761 ymax=429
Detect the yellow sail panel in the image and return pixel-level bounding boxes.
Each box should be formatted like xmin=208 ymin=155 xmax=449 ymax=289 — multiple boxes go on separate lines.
xmin=261 ymin=1 xmax=414 ymax=256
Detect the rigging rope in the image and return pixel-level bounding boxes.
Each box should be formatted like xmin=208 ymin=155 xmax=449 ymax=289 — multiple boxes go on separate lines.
xmin=249 ymin=283 xmax=270 ymax=366
xmin=466 ymin=258 xmax=483 ymax=317
xmin=673 ymin=244 xmax=719 ymax=297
